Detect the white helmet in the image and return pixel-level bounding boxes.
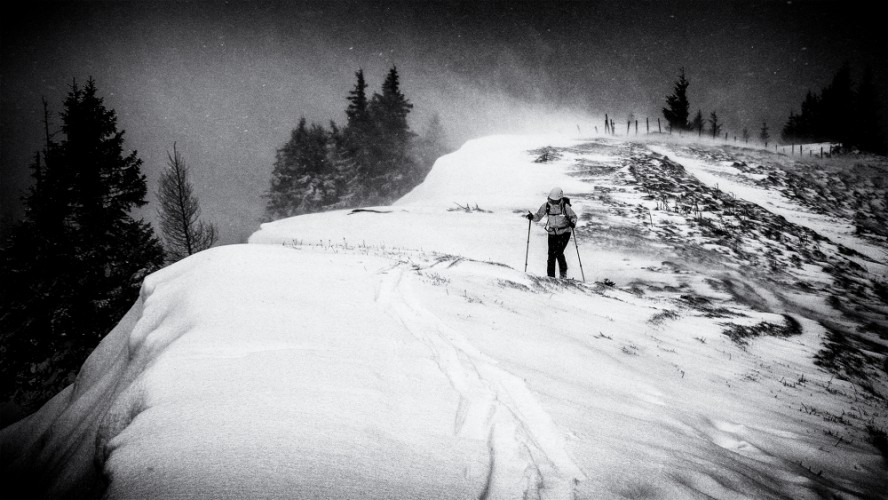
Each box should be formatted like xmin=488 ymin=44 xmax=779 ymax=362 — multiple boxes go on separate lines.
xmin=548 ymin=187 xmax=563 ymax=201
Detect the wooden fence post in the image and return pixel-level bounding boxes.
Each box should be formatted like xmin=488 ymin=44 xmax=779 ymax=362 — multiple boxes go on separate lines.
xmin=658 ymin=118 xmax=662 ymax=133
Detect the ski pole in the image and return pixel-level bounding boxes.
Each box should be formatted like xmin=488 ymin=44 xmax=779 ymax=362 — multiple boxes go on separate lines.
xmin=573 ymin=226 xmax=586 ymax=282
xmin=524 ymin=216 xmax=532 ymax=273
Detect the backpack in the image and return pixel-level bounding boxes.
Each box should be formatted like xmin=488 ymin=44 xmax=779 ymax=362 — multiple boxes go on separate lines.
xmin=545 ymin=197 xmax=574 ymax=231
xmin=545 ymin=196 xmax=571 ymax=215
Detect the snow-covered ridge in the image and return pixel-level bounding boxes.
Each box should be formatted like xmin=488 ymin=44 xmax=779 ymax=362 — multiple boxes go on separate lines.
xmin=3 ymin=135 xmax=886 ymax=499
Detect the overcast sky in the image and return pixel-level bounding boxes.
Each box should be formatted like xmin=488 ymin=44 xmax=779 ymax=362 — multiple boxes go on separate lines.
xmin=2 ymin=0 xmax=886 ymax=243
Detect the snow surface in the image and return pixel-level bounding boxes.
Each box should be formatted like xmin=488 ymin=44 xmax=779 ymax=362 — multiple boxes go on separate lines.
xmin=2 ymin=134 xmax=886 ymax=499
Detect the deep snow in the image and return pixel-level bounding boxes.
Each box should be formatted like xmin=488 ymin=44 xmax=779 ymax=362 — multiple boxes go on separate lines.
xmin=2 ymin=134 xmax=886 ymax=499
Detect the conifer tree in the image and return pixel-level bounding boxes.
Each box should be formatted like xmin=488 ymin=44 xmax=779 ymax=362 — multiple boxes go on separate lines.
xmin=782 ymin=63 xmax=887 ymax=153
xmin=0 ymin=78 xmax=163 ymax=409
xmin=265 ymin=66 xmax=424 ymax=215
xmin=760 ymin=122 xmax=770 ymax=147
xmin=265 ymin=118 xmax=338 ymax=219
xmin=691 ymin=110 xmax=704 ymax=136
xmin=364 ymin=65 xmax=415 ymax=202
xmin=742 ymin=127 xmax=750 ymax=144
xmin=345 ymin=69 xmax=370 ymax=134
xmin=820 ymin=61 xmax=854 ymax=145
xmin=708 ymin=111 xmax=722 ymax=139
xmin=854 ymin=66 xmax=885 ymax=154
xmin=157 ymin=144 xmax=218 ymax=262
xmin=663 ymin=68 xmax=691 ymax=132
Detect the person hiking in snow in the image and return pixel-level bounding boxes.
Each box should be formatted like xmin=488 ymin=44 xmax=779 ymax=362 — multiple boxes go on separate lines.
xmin=525 ymin=187 xmax=578 ymax=278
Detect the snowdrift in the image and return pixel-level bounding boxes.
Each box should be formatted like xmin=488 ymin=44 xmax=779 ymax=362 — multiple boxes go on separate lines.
xmin=3 ymin=134 xmax=887 ymax=499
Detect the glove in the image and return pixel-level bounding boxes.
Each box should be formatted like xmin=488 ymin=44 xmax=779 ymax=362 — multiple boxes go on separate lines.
xmin=569 ymin=221 xmax=576 ymax=228
xmin=525 ymin=212 xmax=534 ymax=220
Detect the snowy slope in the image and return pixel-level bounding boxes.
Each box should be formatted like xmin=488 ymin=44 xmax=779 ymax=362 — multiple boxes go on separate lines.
xmin=2 ymin=134 xmax=887 ymax=499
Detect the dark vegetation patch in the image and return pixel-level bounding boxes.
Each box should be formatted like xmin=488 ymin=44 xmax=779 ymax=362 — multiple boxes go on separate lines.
xmin=860 ymin=322 xmax=888 ymax=342
xmin=529 ymin=146 xmax=562 ymax=163
xmin=649 ymin=309 xmax=680 ymax=324
xmin=448 ymin=202 xmax=491 ymax=213
xmin=813 ymin=325 xmax=884 ymax=385
xmin=725 ymin=155 xmax=888 ymax=239
xmin=679 ymin=293 xmax=745 ymax=318
xmin=721 ymin=314 xmax=802 ymax=346
xmin=527 ymin=275 xmax=593 ymax=294
xmin=866 ymin=424 xmax=888 ymax=462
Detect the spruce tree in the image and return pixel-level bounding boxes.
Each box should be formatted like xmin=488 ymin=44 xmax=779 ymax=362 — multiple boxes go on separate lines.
xmin=265 ymin=118 xmax=338 ymax=219
xmin=663 ymin=68 xmax=691 ymax=132
xmin=820 ymin=61 xmax=854 ymax=145
xmin=266 ymin=118 xmax=309 ymax=219
xmin=760 ymin=122 xmax=770 ymax=147
xmin=708 ymin=111 xmax=722 ymax=139
xmin=365 ymin=65 xmax=415 ymax=202
xmin=342 ymin=70 xmax=374 ymax=198
xmin=0 ymin=78 xmax=163 ymax=410
xmin=346 ymin=69 xmax=370 ymax=131
xmin=854 ymin=66 xmax=885 ymax=154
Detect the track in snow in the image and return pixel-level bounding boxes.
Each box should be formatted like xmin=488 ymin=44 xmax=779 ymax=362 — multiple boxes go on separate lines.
xmin=376 ymin=263 xmax=585 ymax=500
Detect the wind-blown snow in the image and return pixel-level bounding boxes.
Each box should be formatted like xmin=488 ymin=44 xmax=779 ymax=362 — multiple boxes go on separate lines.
xmin=2 ymin=134 xmax=886 ymax=499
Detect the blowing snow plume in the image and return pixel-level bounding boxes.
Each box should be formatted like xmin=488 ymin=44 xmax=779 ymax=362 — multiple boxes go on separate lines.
xmin=2 ymin=133 xmax=887 ymax=499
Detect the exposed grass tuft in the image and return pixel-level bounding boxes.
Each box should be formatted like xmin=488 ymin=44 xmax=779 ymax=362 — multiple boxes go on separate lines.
xmin=721 ymin=314 xmax=802 ymax=346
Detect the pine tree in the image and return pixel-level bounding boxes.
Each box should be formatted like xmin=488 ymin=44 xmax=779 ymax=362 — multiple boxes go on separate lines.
xmin=742 ymin=127 xmax=750 ymax=144
xmin=0 ymin=78 xmax=164 ymax=410
xmin=663 ymin=68 xmax=691 ymax=132
xmin=157 ymin=144 xmax=218 ymax=262
xmin=760 ymin=122 xmax=770 ymax=147
xmin=708 ymin=111 xmax=722 ymax=139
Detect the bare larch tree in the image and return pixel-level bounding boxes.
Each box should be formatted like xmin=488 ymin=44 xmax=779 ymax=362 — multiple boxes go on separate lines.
xmin=157 ymin=143 xmax=218 ymax=262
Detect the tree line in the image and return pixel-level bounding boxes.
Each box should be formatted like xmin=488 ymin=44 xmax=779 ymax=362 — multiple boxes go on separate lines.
xmin=661 ymin=67 xmax=771 ymax=148
xmin=661 ymin=64 xmax=887 ymax=154
xmin=0 ymin=79 xmax=217 ymax=412
xmin=265 ymin=66 xmax=448 ymax=219
xmin=781 ymin=62 xmax=886 ymax=154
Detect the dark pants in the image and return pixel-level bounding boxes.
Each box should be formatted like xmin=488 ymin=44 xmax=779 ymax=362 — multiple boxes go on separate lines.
xmin=547 ymin=231 xmax=572 ymax=277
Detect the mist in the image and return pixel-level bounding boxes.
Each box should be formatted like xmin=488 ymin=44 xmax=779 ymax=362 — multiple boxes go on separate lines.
xmin=2 ymin=1 xmax=885 ymax=243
